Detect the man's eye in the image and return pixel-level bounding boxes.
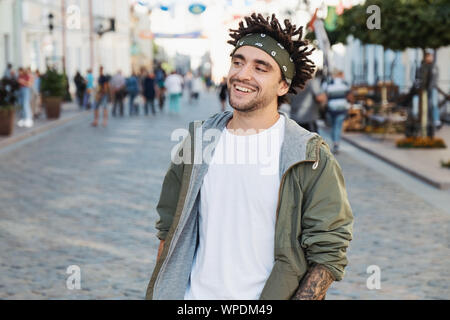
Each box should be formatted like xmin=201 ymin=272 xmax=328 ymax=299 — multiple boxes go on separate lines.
xmin=233 ymin=61 xmax=242 ymax=66
xmin=256 ymin=67 xmax=267 ymax=72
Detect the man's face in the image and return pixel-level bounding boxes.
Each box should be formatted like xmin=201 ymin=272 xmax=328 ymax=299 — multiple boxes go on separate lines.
xmin=227 ymin=46 xmax=289 ymax=113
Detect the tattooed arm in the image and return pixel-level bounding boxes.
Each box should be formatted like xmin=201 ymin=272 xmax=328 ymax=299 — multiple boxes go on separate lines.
xmin=291 ymin=264 xmax=335 ymax=300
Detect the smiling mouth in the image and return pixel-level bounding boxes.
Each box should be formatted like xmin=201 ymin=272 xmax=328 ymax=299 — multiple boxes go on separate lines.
xmin=233 ymin=83 xmax=257 ymax=93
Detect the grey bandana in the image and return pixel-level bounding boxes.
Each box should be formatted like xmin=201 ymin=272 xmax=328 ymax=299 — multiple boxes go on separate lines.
xmin=231 ymin=33 xmax=295 ymax=85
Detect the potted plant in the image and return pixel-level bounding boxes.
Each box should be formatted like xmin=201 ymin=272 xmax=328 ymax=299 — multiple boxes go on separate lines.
xmin=40 ymin=67 xmax=67 ymax=119
xmin=0 ymin=77 xmax=20 ymax=136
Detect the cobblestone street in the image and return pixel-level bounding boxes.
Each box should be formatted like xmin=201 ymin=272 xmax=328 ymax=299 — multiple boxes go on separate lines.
xmin=0 ymin=92 xmax=449 ymax=300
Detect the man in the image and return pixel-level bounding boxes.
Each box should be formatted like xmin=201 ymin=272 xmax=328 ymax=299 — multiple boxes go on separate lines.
xmin=146 ymin=13 xmax=353 ymax=300
xmin=92 ymin=66 xmax=109 ymax=127
xmin=126 ymin=71 xmax=140 ymax=116
xmin=83 ymin=69 xmax=94 ymax=110
xmin=155 ymin=64 xmax=166 ymax=110
xmin=73 ymin=71 xmax=86 ymax=109
xmin=289 ymin=69 xmax=327 ymax=133
xmin=419 ymin=51 xmax=441 ymax=135
xmin=184 ymin=71 xmax=193 ymax=104
xmin=323 ymin=70 xmax=351 ymax=154
xmin=142 ymin=70 xmax=157 ymax=116
xmin=190 ymin=73 xmax=202 ymax=104
xmin=3 ymin=63 xmax=13 ymax=79
xmin=165 ymin=70 xmax=184 ymax=114
xmin=17 ymin=67 xmax=33 ymax=128
xmin=110 ymin=70 xmax=126 ymax=117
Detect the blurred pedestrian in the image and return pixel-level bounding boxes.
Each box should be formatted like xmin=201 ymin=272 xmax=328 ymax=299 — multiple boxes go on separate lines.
xmin=92 ymin=66 xmax=109 ymax=127
xmin=419 ymin=51 xmax=441 ymax=135
xmin=83 ymin=69 xmax=94 ymax=110
xmin=165 ymin=70 xmax=183 ymax=114
xmin=142 ymin=70 xmax=157 ymax=115
xmin=31 ymin=70 xmax=42 ymax=119
xmin=190 ymin=73 xmax=203 ymax=104
xmin=155 ymin=64 xmax=166 ymax=110
xmin=17 ymin=67 xmax=33 ymax=128
xmin=184 ymin=71 xmax=193 ymax=104
xmin=111 ymin=70 xmax=126 ymax=117
xmin=324 ymin=70 xmax=351 ymax=154
xmin=74 ymin=71 xmax=86 ymax=109
xmin=218 ymin=77 xmax=227 ymax=112
xmin=3 ymin=63 xmax=13 ymax=79
xmin=126 ymin=71 xmax=140 ymax=116
xmin=204 ymin=74 xmax=212 ymax=92
xmin=289 ymin=69 xmax=327 ymax=133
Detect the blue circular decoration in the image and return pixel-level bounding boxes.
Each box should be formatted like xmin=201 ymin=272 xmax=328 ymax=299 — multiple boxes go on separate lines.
xmin=188 ymin=3 xmax=206 ymax=14
xmin=160 ymin=5 xmax=169 ymax=11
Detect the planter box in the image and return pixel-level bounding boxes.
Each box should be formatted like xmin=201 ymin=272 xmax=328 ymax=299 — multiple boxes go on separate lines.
xmin=0 ymin=108 xmax=15 ymax=136
xmin=44 ymin=97 xmax=62 ymax=119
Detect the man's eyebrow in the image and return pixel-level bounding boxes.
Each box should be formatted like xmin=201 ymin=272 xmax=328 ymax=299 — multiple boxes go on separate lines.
xmin=232 ymin=53 xmax=246 ymax=61
xmin=254 ymin=59 xmax=273 ymax=69
xmin=232 ymin=54 xmax=273 ymax=70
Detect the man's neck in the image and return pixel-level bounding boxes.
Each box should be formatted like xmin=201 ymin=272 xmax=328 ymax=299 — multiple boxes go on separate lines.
xmin=227 ymin=103 xmax=280 ymax=135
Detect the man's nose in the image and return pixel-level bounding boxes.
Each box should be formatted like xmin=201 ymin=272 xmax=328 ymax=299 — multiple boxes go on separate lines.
xmin=235 ymin=63 xmax=253 ymax=81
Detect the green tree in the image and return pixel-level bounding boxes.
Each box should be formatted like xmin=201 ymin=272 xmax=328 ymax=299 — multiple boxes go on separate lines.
xmin=337 ymin=0 xmax=450 ymax=137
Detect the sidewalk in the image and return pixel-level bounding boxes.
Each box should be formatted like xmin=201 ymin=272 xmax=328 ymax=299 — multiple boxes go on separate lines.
xmin=0 ymin=102 xmax=90 ymax=150
xmin=340 ymin=125 xmax=450 ymax=190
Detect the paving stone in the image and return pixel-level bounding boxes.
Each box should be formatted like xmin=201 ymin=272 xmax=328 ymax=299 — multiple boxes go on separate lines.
xmin=0 ymin=92 xmax=449 ymax=300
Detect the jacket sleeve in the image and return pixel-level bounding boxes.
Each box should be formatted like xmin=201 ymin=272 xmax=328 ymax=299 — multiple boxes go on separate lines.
xmin=299 ymin=145 xmax=353 ymax=281
xmin=154 ymin=137 xmax=188 ymax=241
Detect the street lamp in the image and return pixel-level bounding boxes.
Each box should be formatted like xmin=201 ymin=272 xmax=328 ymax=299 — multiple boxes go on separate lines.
xmin=48 ymin=13 xmax=54 ymax=33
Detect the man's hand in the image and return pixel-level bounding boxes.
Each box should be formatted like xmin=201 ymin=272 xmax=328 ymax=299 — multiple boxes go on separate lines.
xmin=157 ymin=240 xmax=165 ymax=261
xmin=292 ymin=264 xmax=335 ymax=300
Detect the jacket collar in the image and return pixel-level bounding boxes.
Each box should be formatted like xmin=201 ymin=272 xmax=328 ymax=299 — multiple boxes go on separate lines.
xmin=201 ymin=110 xmax=321 ymax=178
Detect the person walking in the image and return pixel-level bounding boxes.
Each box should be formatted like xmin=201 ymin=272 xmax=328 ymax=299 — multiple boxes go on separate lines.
xmin=110 ymin=70 xmax=126 ymax=117
xmin=3 ymin=63 xmax=13 ymax=79
xmin=83 ymin=69 xmax=94 ymax=110
xmin=155 ymin=64 xmax=166 ymax=111
xmin=146 ymin=13 xmax=353 ymax=300
xmin=190 ymin=73 xmax=202 ymax=104
xmin=31 ymin=70 xmax=42 ymax=119
xmin=323 ymin=70 xmax=352 ymax=154
xmin=126 ymin=71 xmax=140 ymax=116
xmin=17 ymin=67 xmax=33 ymax=128
xmin=74 ymin=71 xmax=86 ymax=109
xmin=165 ymin=70 xmax=183 ymax=114
xmin=142 ymin=70 xmax=157 ymax=116
xmin=218 ymin=76 xmax=228 ymax=112
xmin=184 ymin=71 xmax=193 ymax=104
xmin=419 ymin=51 xmax=441 ymax=135
xmin=92 ymin=66 xmax=109 ymax=127
xmin=289 ymin=69 xmax=327 ymax=133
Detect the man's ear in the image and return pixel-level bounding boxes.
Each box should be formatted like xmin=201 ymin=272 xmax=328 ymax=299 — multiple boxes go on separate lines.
xmin=277 ymin=79 xmax=290 ymax=97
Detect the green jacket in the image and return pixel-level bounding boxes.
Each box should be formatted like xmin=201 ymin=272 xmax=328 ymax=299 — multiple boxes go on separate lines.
xmin=146 ymin=111 xmax=353 ymax=300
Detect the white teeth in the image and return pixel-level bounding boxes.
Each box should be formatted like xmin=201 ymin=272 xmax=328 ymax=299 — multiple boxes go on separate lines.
xmin=235 ymin=85 xmax=254 ymax=93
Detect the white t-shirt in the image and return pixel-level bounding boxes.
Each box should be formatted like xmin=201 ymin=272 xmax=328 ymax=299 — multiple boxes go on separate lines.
xmin=165 ymin=74 xmax=184 ymax=94
xmin=184 ymin=115 xmax=285 ymax=300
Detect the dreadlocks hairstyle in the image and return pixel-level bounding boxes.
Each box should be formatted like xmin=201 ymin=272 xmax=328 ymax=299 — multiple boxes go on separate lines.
xmin=228 ymin=13 xmax=316 ymax=106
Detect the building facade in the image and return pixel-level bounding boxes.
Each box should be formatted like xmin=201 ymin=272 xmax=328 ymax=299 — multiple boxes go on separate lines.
xmin=1 ymin=0 xmax=131 ymax=89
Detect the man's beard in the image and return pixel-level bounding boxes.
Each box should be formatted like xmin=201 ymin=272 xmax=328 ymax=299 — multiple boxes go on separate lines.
xmin=227 ymin=79 xmax=270 ymax=113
